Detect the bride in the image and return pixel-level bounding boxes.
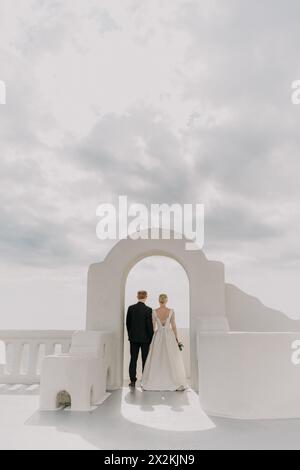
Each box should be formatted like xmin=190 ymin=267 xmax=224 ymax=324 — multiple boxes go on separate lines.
xmin=141 ymin=294 xmax=187 ymax=391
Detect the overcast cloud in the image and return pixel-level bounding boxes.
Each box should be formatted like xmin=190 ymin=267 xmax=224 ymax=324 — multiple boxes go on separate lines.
xmin=1 ymin=0 xmax=300 ymax=328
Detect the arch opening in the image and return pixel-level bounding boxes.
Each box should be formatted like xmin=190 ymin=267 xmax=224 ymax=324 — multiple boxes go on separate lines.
xmin=56 ymin=390 xmax=71 ymax=409
xmin=123 ymin=255 xmax=191 ymax=385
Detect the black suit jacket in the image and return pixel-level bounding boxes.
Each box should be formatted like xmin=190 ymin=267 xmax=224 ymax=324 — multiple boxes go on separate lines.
xmin=126 ymin=302 xmax=154 ymax=343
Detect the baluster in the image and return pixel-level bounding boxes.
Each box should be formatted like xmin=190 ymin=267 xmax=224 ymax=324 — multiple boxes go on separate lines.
xmin=0 ymin=340 xmax=6 ymax=379
xmin=28 ymin=341 xmax=39 ymax=380
xmin=62 ymin=341 xmax=71 ymax=354
xmin=5 ymin=343 xmax=13 ymax=375
xmin=11 ymin=341 xmax=23 ymax=381
xmin=45 ymin=341 xmax=55 ymax=357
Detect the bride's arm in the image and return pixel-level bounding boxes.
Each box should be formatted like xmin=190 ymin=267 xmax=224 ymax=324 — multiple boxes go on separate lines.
xmin=170 ymin=311 xmax=179 ymax=342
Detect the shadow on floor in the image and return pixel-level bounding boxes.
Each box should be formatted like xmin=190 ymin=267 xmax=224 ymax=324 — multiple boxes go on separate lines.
xmin=22 ymin=386 xmax=300 ymax=450
xmin=25 ymin=388 xmax=216 ymax=449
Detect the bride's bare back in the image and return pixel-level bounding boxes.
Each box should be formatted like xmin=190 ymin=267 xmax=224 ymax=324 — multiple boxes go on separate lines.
xmin=155 ymin=306 xmax=178 ymax=340
xmin=155 ymin=306 xmax=172 ymax=325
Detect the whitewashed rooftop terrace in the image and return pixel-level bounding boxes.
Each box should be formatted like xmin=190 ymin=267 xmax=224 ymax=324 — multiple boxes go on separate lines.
xmin=1 ymin=385 xmax=300 ymax=450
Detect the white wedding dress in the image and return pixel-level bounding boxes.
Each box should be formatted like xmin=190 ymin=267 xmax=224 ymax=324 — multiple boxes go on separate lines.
xmin=141 ymin=309 xmax=187 ymax=391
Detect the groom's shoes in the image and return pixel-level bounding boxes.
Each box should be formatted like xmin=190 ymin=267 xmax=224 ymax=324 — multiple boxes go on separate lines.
xmin=129 ymin=381 xmax=136 ymax=389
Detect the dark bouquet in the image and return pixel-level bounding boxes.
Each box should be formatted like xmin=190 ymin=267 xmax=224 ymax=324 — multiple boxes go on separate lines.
xmin=177 ymin=341 xmax=184 ymax=351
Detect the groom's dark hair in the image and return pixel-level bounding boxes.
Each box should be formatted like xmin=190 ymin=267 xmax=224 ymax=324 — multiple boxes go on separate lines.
xmin=137 ymin=290 xmax=148 ymax=300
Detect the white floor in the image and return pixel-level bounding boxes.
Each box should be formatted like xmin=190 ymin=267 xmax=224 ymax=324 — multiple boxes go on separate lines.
xmin=1 ymin=384 xmax=300 ymax=450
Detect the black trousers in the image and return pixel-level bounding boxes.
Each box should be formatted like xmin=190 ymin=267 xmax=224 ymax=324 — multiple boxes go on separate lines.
xmin=129 ymin=342 xmax=150 ymax=383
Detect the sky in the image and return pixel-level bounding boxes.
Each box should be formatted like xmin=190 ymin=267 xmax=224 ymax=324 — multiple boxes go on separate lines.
xmin=126 ymin=256 xmax=190 ymax=328
xmin=0 ymin=0 xmax=300 ymax=330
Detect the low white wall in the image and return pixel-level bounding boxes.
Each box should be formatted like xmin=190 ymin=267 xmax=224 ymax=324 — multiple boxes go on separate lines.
xmin=123 ymin=328 xmax=190 ymax=381
xmin=198 ymin=332 xmax=300 ymax=419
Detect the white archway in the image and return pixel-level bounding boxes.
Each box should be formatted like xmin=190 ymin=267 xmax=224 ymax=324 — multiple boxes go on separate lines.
xmin=86 ymin=232 xmax=226 ymax=391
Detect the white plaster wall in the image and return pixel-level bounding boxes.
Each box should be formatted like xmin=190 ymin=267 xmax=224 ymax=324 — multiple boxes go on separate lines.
xmin=226 ymin=284 xmax=300 ymax=332
xmin=198 ymin=332 xmax=300 ymax=419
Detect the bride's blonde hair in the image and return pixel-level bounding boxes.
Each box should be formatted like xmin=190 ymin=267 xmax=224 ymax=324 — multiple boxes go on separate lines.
xmin=159 ymin=294 xmax=168 ymax=304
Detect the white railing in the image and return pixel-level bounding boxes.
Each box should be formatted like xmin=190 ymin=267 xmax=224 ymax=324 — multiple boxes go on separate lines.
xmin=0 ymin=328 xmax=191 ymax=385
xmin=0 ymin=331 xmax=73 ymax=385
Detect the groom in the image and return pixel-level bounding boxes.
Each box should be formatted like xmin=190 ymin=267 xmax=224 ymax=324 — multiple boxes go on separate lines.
xmin=126 ymin=290 xmax=154 ymax=388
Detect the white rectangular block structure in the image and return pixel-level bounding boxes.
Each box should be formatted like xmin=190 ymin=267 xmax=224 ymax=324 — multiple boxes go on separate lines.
xmin=40 ymin=331 xmax=114 ymax=411
xmin=197 ymin=332 xmax=300 ymax=419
